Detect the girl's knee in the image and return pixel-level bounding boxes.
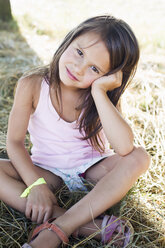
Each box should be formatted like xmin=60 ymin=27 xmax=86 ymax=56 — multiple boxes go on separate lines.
xmin=0 ymin=159 xmax=21 ymax=179
xmin=131 ymin=146 xmax=151 ymax=174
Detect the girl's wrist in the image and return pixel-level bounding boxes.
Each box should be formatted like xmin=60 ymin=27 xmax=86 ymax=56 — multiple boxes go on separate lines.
xmin=91 ymin=84 xmax=107 ymax=98
xmin=20 ymin=177 xmax=47 ymax=198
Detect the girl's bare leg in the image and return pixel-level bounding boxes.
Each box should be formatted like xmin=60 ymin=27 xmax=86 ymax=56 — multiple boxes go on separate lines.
xmin=0 ymin=159 xmax=102 ymax=242
xmin=30 ymin=146 xmax=150 ymax=248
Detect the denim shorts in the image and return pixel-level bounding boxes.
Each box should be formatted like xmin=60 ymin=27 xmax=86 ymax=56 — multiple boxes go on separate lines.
xmin=34 ymin=156 xmax=110 ymax=191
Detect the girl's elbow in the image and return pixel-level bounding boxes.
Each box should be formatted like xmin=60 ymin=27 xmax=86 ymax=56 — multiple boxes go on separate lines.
xmin=118 ymin=133 xmax=134 ymax=156
xmin=6 ymin=139 xmax=24 ymax=152
xmin=117 ymin=143 xmax=134 ymax=156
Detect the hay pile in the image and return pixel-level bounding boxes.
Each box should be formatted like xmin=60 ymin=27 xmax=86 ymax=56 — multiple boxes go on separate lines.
xmin=0 ymin=13 xmax=165 ymax=248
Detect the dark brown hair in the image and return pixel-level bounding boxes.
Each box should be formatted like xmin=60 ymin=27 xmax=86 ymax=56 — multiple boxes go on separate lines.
xmin=29 ymin=15 xmax=140 ymax=153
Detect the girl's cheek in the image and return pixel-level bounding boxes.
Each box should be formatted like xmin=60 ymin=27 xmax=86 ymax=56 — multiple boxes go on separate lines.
xmin=85 ymin=75 xmax=97 ymax=87
xmin=60 ymin=47 xmax=73 ymax=63
xmin=65 ymin=47 xmax=75 ymax=59
xmin=88 ymin=72 xmax=100 ymax=83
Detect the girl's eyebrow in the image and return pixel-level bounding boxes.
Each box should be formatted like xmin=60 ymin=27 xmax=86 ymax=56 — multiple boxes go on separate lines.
xmin=77 ymin=42 xmax=106 ymax=74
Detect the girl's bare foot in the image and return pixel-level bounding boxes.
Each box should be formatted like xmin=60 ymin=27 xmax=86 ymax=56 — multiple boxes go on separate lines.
xmin=30 ymin=229 xmax=61 ymax=248
xmin=25 ymin=214 xmax=130 ymax=248
xmin=26 ymin=218 xmax=102 ymax=248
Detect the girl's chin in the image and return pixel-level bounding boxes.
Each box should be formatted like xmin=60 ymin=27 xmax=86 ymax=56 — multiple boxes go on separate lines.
xmin=59 ymin=79 xmax=79 ymax=91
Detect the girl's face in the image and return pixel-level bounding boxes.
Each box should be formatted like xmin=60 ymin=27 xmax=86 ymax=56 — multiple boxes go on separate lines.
xmin=58 ymin=32 xmax=110 ymax=91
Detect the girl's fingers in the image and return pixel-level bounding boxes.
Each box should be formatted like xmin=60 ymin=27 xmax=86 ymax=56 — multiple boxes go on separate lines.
xmin=117 ymin=70 xmax=123 ymax=83
xmin=37 ymin=208 xmax=45 ymax=224
xmin=43 ymin=206 xmax=53 ymax=223
xmin=52 ymin=196 xmax=58 ymax=205
xmin=25 ymin=203 xmax=32 ymax=220
xmin=31 ymin=206 xmax=38 ymax=223
xmin=92 ymin=70 xmax=123 ymax=92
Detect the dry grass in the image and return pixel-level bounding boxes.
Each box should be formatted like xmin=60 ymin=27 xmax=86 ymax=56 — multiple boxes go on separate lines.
xmin=0 ymin=0 xmax=165 ymax=247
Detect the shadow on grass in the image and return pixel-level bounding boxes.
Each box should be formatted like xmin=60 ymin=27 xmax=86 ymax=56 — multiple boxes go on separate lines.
xmin=0 ymin=18 xmax=42 ymax=159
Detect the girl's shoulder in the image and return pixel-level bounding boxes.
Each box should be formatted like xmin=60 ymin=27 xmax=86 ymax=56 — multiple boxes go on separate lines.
xmin=16 ymin=74 xmax=43 ymax=114
xmin=18 ymin=74 xmax=43 ymax=88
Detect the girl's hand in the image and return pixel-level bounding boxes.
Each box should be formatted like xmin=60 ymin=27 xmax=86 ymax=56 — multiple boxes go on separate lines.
xmin=25 ymin=184 xmax=57 ymax=224
xmin=91 ymin=71 xmax=123 ymax=93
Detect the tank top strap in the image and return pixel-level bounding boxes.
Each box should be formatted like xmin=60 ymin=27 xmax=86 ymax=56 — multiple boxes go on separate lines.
xmin=31 ymin=78 xmax=49 ymax=117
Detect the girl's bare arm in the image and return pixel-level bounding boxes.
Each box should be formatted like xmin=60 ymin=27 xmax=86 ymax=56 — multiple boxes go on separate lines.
xmin=91 ymin=72 xmax=134 ymax=156
xmin=6 ymin=76 xmax=41 ymax=186
xmin=6 ymin=76 xmax=57 ymax=223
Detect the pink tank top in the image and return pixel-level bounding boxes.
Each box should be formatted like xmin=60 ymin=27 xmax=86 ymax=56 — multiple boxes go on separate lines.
xmin=28 ymin=79 xmax=112 ymax=169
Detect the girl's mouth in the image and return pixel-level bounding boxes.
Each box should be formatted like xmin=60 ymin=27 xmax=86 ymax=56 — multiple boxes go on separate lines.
xmin=66 ymin=67 xmax=78 ymax=81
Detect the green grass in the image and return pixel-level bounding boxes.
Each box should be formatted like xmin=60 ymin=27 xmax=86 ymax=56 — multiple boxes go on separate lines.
xmin=0 ymin=0 xmax=165 ymax=247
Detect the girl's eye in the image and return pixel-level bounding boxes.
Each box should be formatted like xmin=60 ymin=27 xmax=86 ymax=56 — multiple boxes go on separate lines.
xmin=77 ymin=49 xmax=83 ymax=56
xmin=91 ymin=66 xmax=99 ymax=74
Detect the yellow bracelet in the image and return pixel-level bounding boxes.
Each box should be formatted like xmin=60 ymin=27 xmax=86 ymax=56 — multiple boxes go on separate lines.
xmin=20 ymin=177 xmax=47 ymax=198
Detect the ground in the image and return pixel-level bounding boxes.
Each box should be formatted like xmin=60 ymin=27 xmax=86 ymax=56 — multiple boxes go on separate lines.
xmin=0 ymin=0 xmax=164 ymax=247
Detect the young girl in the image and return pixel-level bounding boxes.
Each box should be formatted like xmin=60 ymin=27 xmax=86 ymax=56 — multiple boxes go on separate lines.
xmin=0 ymin=15 xmax=150 ymax=248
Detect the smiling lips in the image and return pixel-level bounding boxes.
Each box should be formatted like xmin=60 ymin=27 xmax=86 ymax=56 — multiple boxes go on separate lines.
xmin=66 ymin=67 xmax=78 ymax=81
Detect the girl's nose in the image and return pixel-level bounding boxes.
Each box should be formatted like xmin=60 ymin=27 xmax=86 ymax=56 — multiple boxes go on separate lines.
xmin=74 ymin=62 xmax=86 ymax=76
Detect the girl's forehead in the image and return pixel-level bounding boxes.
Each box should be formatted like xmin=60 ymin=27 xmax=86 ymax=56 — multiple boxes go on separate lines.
xmin=74 ymin=32 xmax=102 ymax=47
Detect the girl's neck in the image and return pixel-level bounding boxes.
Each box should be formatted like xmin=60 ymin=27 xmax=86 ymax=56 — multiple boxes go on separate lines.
xmin=60 ymin=81 xmax=81 ymax=97
xmin=50 ymin=81 xmax=82 ymax=123
xmin=59 ymin=81 xmax=84 ymax=108
xmin=50 ymin=81 xmax=82 ymax=111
